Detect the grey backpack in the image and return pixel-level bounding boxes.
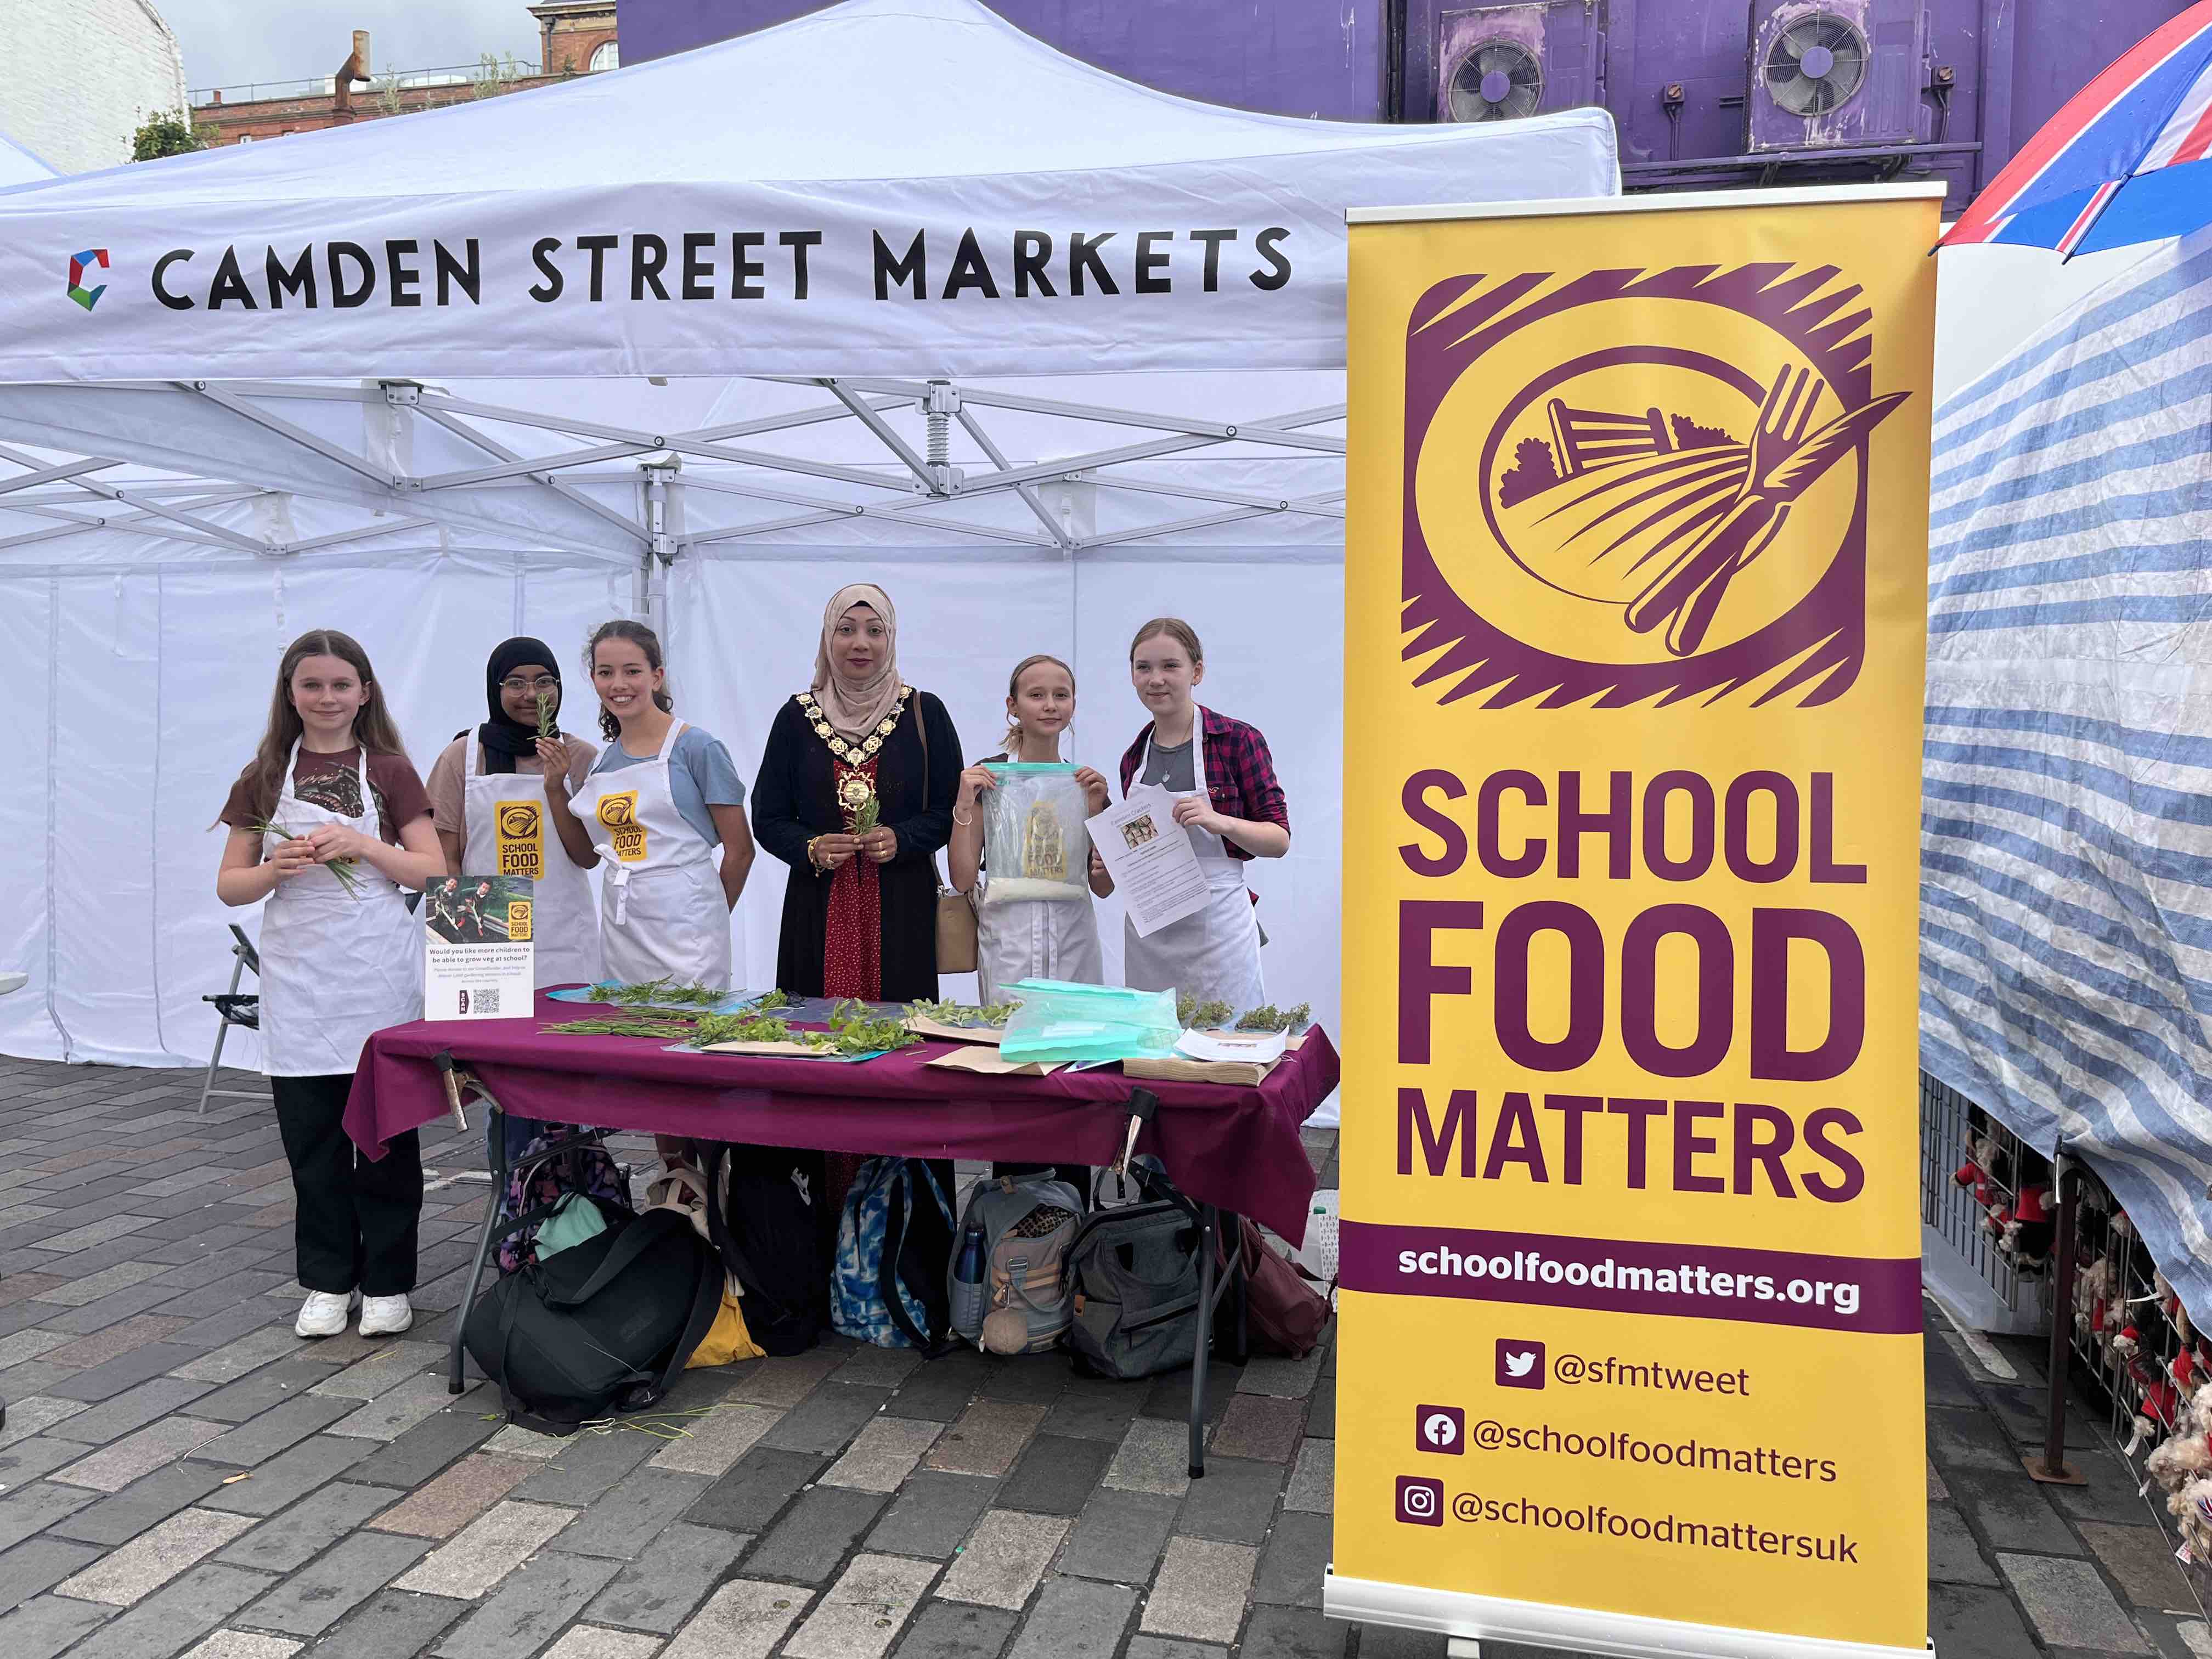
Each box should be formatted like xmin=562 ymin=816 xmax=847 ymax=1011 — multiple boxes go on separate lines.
xmin=949 ymin=1177 xmax=1085 ymax=1355
xmin=1066 ymin=1173 xmax=1205 ymax=1380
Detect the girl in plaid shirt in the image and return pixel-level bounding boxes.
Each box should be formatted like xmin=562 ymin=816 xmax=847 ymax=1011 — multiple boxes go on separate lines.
xmin=1116 ymin=617 xmax=1290 ymax=1013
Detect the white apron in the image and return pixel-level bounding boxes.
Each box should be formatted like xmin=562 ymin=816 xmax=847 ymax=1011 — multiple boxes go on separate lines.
xmin=1121 ymin=721 xmax=1266 ymax=1011
xmin=258 ymin=743 xmax=422 ymax=1077
xmin=571 ymin=720 xmax=733 ymax=989
xmin=462 ymin=739 xmax=603 ymax=990
xmin=975 ymin=875 xmax=1105 ymax=1005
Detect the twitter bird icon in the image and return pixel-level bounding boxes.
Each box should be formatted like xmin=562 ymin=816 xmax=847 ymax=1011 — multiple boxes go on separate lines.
xmin=1496 ymin=1339 xmax=1546 ymax=1390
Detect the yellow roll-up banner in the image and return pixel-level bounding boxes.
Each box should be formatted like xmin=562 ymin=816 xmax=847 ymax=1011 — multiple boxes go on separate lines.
xmin=1331 ymin=184 xmax=1938 ymax=1659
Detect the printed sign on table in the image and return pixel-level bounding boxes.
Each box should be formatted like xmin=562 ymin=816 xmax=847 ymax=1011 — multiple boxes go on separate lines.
xmin=424 ymin=873 xmax=533 ymax=1022
xmin=1332 ymin=184 xmax=1939 ymax=1659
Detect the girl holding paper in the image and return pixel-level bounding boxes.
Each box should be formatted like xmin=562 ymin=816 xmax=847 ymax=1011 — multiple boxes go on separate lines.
xmin=217 ymin=629 xmax=443 ymax=1341
xmin=949 ymin=653 xmax=1115 ymax=1004
xmin=1117 ymin=617 xmax=1290 ymax=1012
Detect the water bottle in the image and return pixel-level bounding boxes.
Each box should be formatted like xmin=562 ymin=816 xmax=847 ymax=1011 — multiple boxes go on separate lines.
xmin=951 ymin=1219 xmax=988 ymax=1339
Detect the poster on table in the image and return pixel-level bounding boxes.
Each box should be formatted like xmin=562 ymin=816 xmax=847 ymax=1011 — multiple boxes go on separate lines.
xmin=1330 ymin=183 xmax=1939 ymax=1658
xmin=424 ymin=874 xmax=534 ymax=1022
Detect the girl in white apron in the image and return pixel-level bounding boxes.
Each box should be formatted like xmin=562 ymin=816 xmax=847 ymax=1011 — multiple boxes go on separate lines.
xmin=217 ymin=630 xmax=445 ymax=1341
xmin=1116 ymin=617 xmax=1293 ymax=1013
xmin=949 ymin=653 xmax=1114 ymax=1003
xmin=428 ymin=636 xmax=603 ymax=990
xmin=548 ymin=619 xmax=755 ymax=990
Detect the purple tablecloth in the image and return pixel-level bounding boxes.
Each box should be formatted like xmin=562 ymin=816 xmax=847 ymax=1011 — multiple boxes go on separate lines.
xmin=344 ymin=992 xmax=1336 ymax=1243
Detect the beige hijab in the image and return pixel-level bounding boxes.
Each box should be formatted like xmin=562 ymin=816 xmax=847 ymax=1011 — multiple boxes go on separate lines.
xmin=810 ymin=583 xmax=906 ymax=742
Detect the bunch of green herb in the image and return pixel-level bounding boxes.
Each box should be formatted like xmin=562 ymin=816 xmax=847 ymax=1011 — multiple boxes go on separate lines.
xmin=1176 ymin=990 xmax=1197 ymax=1027
xmin=536 ymin=689 xmax=560 ymax=743
xmin=247 ymin=820 xmax=363 ymax=898
xmin=755 ymin=989 xmax=792 ymax=1011
xmin=822 ymin=1002 xmax=919 ymax=1056
xmin=907 ymin=997 xmax=1017 ymax=1029
xmin=1188 ymin=998 xmax=1233 ymax=1031
xmin=606 ymin=979 xmax=728 ymax=1009
xmin=543 ymin=1015 xmax=698 ymax=1040
xmin=1232 ymin=1002 xmax=1314 ymax=1034
xmin=690 ymin=1012 xmax=797 ymax=1047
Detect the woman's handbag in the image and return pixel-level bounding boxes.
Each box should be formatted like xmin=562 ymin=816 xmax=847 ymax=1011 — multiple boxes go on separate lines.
xmin=915 ymin=695 xmax=979 ymax=973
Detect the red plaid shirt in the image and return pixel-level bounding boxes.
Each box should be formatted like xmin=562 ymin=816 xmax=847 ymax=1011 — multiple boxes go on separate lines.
xmin=1117 ymin=706 xmax=1289 ymax=863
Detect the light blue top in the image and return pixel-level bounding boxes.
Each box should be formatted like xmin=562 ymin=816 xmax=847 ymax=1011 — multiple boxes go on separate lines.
xmin=588 ymin=724 xmax=746 ymax=847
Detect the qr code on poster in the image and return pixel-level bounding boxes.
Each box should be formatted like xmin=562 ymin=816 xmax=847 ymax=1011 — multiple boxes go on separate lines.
xmin=460 ymin=988 xmax=500 ymax=1015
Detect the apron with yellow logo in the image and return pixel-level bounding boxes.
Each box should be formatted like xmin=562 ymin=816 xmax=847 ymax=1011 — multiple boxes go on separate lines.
xmin=571 ymin=720 xmax=733 ymax=990
xmin=462 ymin=739 xmax=602 ymax=990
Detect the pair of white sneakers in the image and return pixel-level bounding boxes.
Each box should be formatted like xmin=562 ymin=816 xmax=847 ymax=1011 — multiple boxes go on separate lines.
xmin=296 ymin=1289 xmax=413 ymax=1339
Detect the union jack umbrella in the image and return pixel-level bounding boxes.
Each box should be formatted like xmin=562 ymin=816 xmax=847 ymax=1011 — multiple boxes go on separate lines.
xmin=1944 ymin=0 xmax=2212 ymax=256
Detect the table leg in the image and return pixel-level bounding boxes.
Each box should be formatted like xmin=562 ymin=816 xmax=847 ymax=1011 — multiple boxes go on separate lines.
xmin=1189 ymin=1203 xmax=1219 ymax=1480
xmin=449 ymin=1104 xmax=509 ymax=1396
xmin=1227 ymin=1211 xmax=1250 ymax=1367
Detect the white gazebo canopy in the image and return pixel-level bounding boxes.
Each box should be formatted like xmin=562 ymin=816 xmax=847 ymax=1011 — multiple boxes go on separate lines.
xmin=0 ymin=0 xmax=1620 ymax=1077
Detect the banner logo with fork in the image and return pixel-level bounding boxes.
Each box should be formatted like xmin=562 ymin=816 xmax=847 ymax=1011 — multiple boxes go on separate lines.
xmin=1400 ymin=260 xmax=1909 ymax=709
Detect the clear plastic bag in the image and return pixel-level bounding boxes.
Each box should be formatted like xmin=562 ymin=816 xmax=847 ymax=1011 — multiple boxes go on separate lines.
xmin=999 ymin=979 xmax=1181 ymax=1064
xmin=980 ymin=763 xmax=1092 ymax=906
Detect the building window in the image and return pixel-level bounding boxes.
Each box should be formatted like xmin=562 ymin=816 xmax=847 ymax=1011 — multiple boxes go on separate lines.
xmin=590 ymin=41 xmax=619 ymax=72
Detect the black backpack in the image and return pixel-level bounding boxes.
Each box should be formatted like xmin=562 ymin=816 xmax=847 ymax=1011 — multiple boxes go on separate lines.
xmin=464 ymin=1199 xmax=722 ymax=1435
xmin=699 ymin=1142 xmax=825 ymax=1356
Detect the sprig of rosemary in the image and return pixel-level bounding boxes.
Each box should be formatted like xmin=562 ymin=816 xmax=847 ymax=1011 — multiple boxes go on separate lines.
xmin=536 ymin=689 xmax=560 ymax=743
xmin=246 ymin=820 xmax=363 ymax=898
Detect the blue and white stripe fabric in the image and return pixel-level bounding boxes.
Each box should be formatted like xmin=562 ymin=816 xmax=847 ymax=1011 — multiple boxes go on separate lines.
xmin=1924 ymin=231 xmax=2212 ymax=1321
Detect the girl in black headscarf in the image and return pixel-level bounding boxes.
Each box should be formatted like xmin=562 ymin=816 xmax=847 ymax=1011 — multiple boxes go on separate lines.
xmin=424 ymin=636 xmax=603 ymax=989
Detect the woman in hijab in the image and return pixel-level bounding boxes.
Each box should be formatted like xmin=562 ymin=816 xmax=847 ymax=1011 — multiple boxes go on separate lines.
xmin=425 ymin=636 xmax=603 ymax=989
xmin=754 ymin=585 xmax=962 ymax=1259
xmin=753 ymin=584 xmax=962 ymax=1004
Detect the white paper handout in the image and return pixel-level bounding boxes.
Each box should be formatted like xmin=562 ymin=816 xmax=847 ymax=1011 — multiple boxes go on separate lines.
xmin=1087 ymin=785 xmax=1209 ymax=938
xmin=424 ymin=874 xmax=534 ymax=1021
xmin=1174 ymin=1027 xmax=1289 ymax=1065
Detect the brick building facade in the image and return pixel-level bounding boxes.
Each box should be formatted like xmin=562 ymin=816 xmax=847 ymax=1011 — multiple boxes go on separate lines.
xmin=0 ymin=0 xmax=188 ymax=173
xmin=191 ymin=3 xmax=617 ymax=148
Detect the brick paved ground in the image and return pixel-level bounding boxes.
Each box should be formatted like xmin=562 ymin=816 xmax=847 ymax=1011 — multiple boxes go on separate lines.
xmin=0 ymin=1050 xmax=2200 ymax=1658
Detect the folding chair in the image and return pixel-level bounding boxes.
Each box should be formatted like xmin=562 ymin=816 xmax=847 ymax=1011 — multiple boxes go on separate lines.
xmin=199 ymin=924 xmax=272 ymax=1116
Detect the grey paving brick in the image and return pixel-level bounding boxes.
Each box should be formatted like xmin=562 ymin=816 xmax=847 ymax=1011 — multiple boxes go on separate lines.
xmin=1141 ymin=1364 xmax=1239 ymax=1429
xmin=836 ymin=1346 xmax=929 ymax=1390
xmin=763 ymin=1382 xmax=895 ymax=1455
xmin=54 ymin=1415 xmax=232 ymax=1492
xmin=998 ymin=1434 xmax=1114 ymax=1519
xmin=1282 ymin=1440 xmax=1332 ymax=1514
xmin=1060 ymin=1489 xmax=1180 ymax=1584
xmin=48 ymin=1459 xmax=231 ymax=1548
xmin=197 ymin=1433 xmax=374 ymax=1516
xmin=885 ymin=1354 xmax=996 ymax=1423
xmin=0 ymin=1482 xmax=96 ymax=1554
xmin=1927 ymin=1501 xmax=1999 ymax=1587
xmin=687 ymin=1446 xmax=825 ymax=1534
xmin=0 ymin=1395 xmax=95 ymax=1448
xmin=1103 ymin=1419 xmax=1191 ymax=1498
xmin=550 ymin=1466 xmax=712 ymax=1560
xmin=1926 ymin=1406 xmax=2023 ymax=1472
xmin=27 ymin=1214 xmax=162 ymax=1254
xmin=511 ymin=1423 xmax=662 ymax=1504
xmin=980 ymin=1355 xmax=1071 ymax=1408
xmin=662 ymin=1578 xmax=810 ymax=1659
xmin=1945 ymin=1466 xmax=2083 ymax=1555
xmin=218 ymin=1483 xmax=399 ymax=1574
xmin=727 ymin=1352 xmax=844 ymax=1409
xmin=1042 ymin=1381 xmax=1145 ymax=1446
xmin=179 ymin=1357 xmax=347 ymax=1426
xmin=307 ymin=1340 xmax=442 ymax=1402
xmin=0 ymin=1534 xmax=106 ymax=1612
xmin=785 ymin=1553 xmax=938 ymax=1659
xmin=1177 ymin=1457 xmax=1282 ymax=1545
xmin=341 ymin=1401 xmax=499 ymax=1489
xmin=54 ymin=1506 xmax=257 ymax=1606
xmin=430 ymin=1546 xmax=624 ymax=1659
xmin=826 ymin=1417 xmax=945 ymax=1492
xmin=236 ymin=1530 xmax=433 ymax=1637
xmin=2079 ymin=1520 xmax=2198 ymax=1608
xmin=280 ymin=1588 xmax=468 ymax=1659
xmin=77 ymin=1566 xmax=284 ymax=1659
xmin=33 ymin=1261 xmax=173 ymax=1308
xmin=748 ymin=1483 xmax=891 ymax=1584
xmin=585 ymin=1521 xmax=751 ymax=1633
xmin=1124 ymin=1639 xmax=1227 ymax=1659
xmin=0 ymin=1328 xmax=70 ymax=1371
xmin=870 ymin=1471 xmax=1000 ymax=1561
xmin=1234 ymin=1605 xmax=1347 ymax=1657
xmin=0 ymin=1436 xmax=92 ymax=1489
xmin=1141 ymin=1537 xmax=1255 ymax=1644
xmin=44 ymin=1338 xmax=201 ymax=1403
xmin=49 ymin=1376 xmax=218 ymax=1449
xmin=894 ymin=1601 xmax=1018 ymax=1659
xmin=1237 ymin=1347 xmax=1326 ymax=1401
xmin=0 ymin=1592 xmax=114 ymax=1659
xmin=1352 ymin=1628 xmax=1445 ymax=1659
xmin=1254 ymin=1511 xmax=1329 ymax=1608
xmin=651 ymin=1402 xmax=784 ymax=1476
xmin=325 ymin=1373 xmax=477 ymax=1442
xmin=1006 ymin=1576 xmax=1137 ymax=1659
xmin=171 ymin=1325 xmax=300 ymax=1385
xmin=394 ymin=1499 xmax=579 ymax=1599
xmin=541 ymin=1628 xmax=663 ymax=1659
xmin=368 ymin=1452 xmax=534 ymax=1538
xmin=927 ymin=1401 xmax=1047 ymax=1479
xmin=1207 ymin=1395 xmax=1302 ymax=1464
xmin=1998 ymin=1553 xmax=2150 ymax=1652
xmin=938 ymin=1509 xmax=1070 ymax=1609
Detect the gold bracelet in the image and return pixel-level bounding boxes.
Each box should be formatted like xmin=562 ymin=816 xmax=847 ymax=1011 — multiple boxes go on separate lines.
xmin=805 ymin=835 xmax=823 ymax=871
xmin=952 ymin=806 xmax=975 ymax=826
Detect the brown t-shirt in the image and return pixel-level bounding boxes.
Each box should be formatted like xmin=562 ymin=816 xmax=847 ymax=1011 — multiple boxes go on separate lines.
xmin=425 ymin=735 xmax=598 ymax=848
xmin=221 ymin=747 xmax=433 ymax=848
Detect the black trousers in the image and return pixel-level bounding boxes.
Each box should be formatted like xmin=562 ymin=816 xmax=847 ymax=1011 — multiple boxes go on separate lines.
xmin=271 ymin=1073 xmax=423 ymax=1296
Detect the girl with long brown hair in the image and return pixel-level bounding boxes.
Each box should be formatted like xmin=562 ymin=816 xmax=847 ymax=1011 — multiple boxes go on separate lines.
xmin=217 ymin=629 xmax=443 ymax=1341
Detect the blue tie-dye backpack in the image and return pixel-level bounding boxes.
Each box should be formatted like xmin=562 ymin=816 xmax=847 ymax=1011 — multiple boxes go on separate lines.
xmin=831 ymin=1158 xmax=956 ymax=1348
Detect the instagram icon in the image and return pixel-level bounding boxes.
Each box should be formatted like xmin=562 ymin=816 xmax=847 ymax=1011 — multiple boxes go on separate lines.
xmin=1396 ymin=1475 xmax=1444 ymax=1526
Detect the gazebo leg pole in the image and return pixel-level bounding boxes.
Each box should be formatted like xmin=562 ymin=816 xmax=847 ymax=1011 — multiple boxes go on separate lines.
xmin=2024 ymin=1156 xmax=2085 ymax=1484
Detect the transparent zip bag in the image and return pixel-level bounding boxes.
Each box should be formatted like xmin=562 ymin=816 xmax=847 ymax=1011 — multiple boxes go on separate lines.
xmin=998 ymin=979 xmax=1181 ymax=1064
xmin=980 ymin=763 xmax=1092 ymax=906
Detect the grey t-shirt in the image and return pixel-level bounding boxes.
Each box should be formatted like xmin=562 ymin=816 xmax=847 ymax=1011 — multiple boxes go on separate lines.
xmin=588 ymin=725 xmax=746 ymax=847
xmin=1139 ymin=736 xmax=1198 ymax=794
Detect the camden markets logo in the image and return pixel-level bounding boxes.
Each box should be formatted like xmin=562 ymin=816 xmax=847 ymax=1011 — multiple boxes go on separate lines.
xmin=66 ymin=249 xmax=110 ymax=312
xmin=1400 ymin=262 xmax=1909 ymax=709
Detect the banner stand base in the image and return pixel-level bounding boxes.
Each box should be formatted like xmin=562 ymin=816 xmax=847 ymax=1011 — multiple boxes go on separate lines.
xmin=1323 ymin=1570 xmax=1931 ymax=1659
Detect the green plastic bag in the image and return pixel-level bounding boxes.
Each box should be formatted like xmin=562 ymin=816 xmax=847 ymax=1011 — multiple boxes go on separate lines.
xmin=998 ymin=978 xmax=1180 ymax=1064
xmin=534 ymin=1191 xmax=610 ymax=1261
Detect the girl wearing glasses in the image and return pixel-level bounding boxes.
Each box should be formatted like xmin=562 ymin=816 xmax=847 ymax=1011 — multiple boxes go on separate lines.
xmin=425 ymin=636 xmax=603 ymax=990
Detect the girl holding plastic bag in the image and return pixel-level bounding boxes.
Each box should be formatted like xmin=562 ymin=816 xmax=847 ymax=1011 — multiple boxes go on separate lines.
xmin=949 ymin=653 xmax=1114 ymax=1003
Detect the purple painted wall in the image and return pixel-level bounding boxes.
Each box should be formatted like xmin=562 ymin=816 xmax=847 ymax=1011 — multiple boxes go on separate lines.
xmin=618 ymin=0 xmax=2196 ymax=208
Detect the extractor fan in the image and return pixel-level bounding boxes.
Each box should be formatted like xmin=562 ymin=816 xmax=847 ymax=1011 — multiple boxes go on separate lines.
xmin=1446 ymin=38 xmax=1545 ymax=122
xmin=1760 ymin=10 xmax=1869 ymax=116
